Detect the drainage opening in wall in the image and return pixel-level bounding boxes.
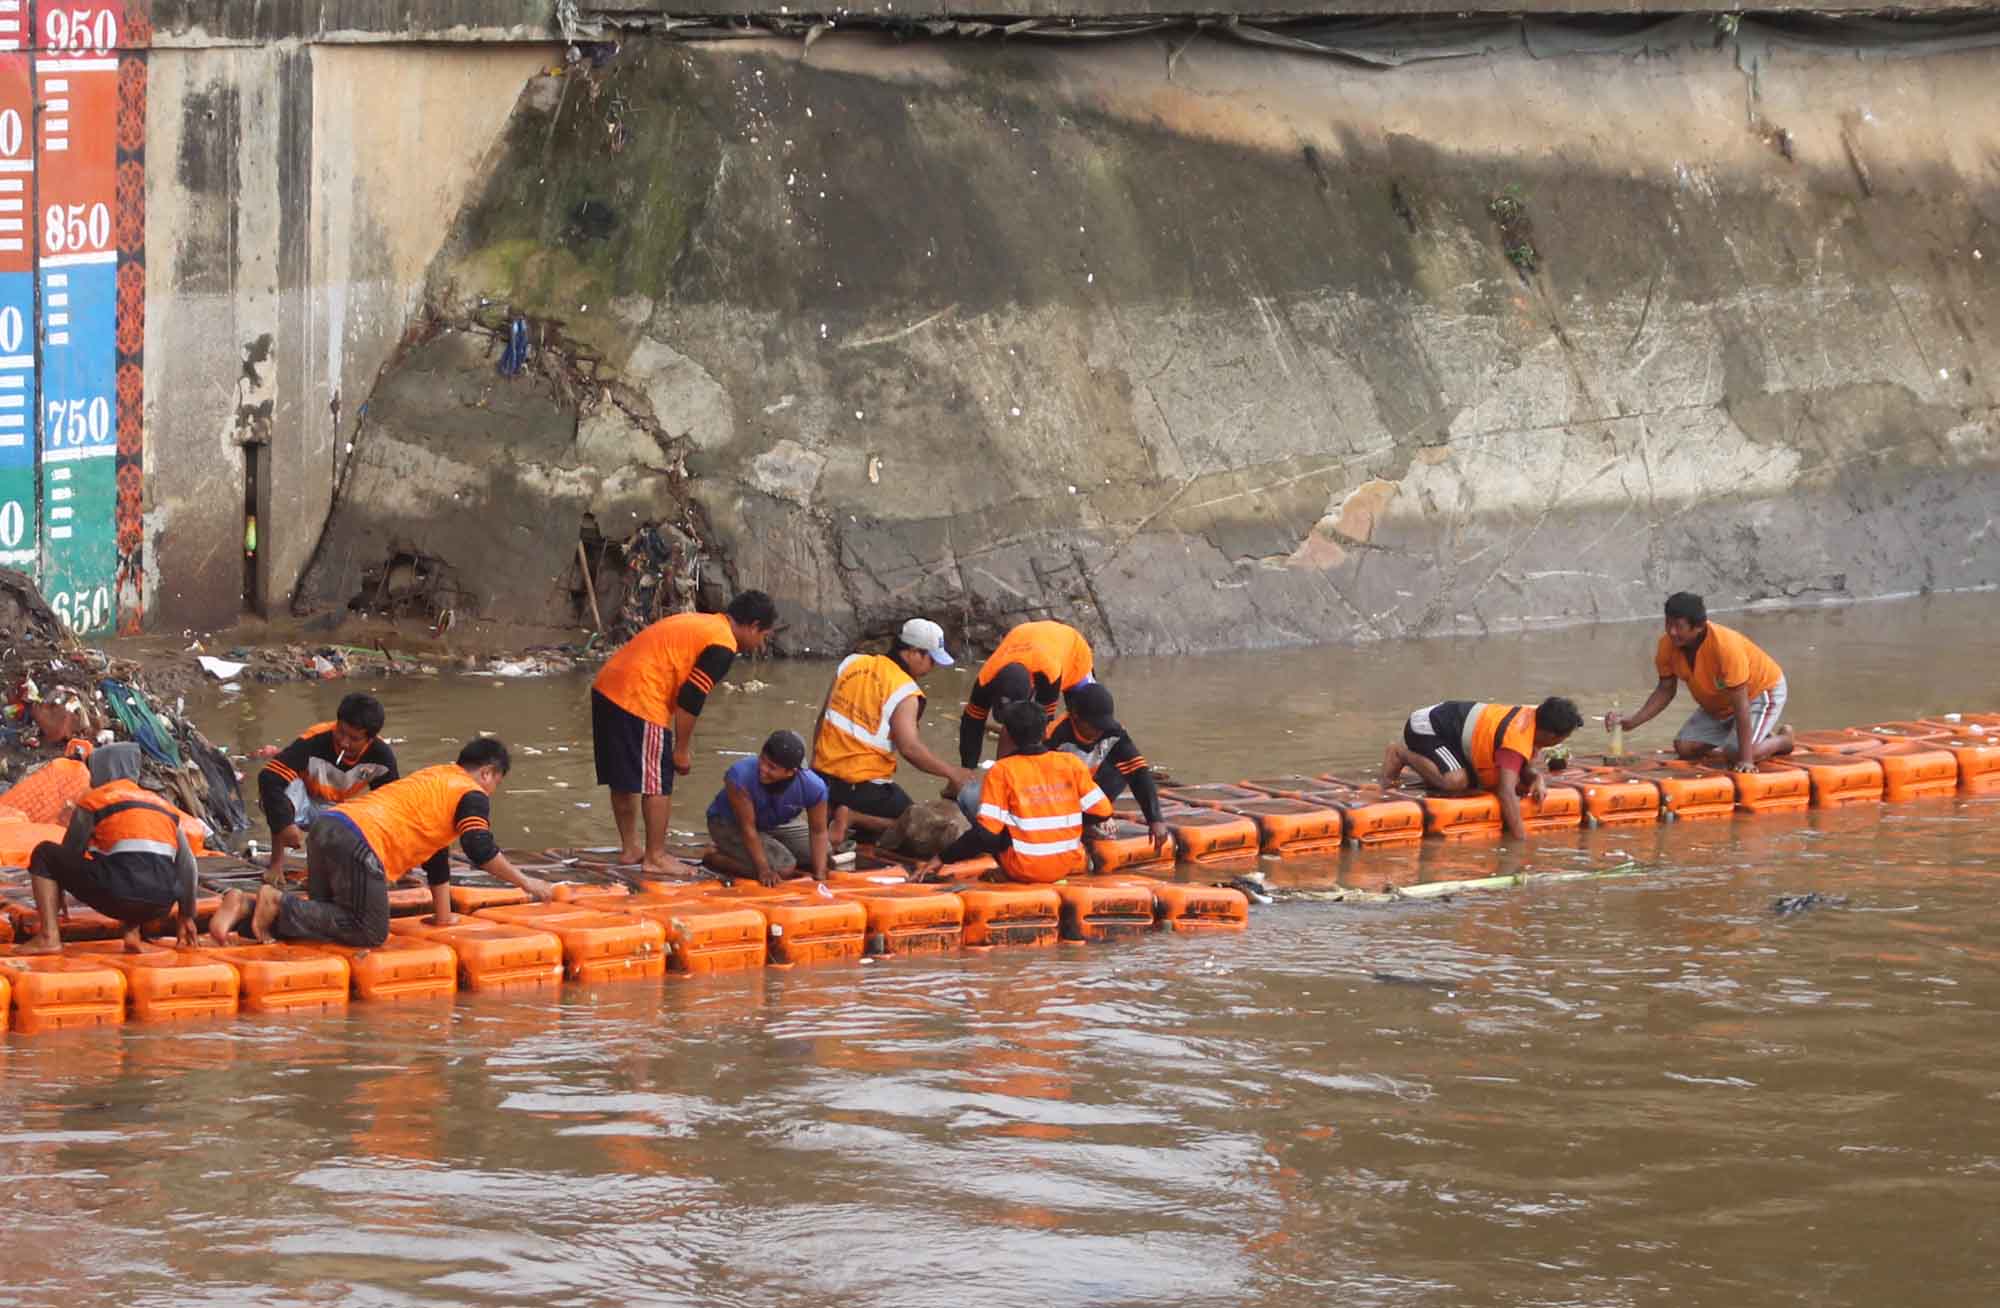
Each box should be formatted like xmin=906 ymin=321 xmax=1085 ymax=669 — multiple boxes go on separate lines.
xmin=348 ymin=547 xmax=473 ymax=627
xmin=243 ymin=443 xmax=262 ymax=615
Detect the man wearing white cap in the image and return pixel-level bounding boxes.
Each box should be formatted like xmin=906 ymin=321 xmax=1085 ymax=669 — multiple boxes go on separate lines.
xmin=810 ymin=618 xmax=976 ymax=841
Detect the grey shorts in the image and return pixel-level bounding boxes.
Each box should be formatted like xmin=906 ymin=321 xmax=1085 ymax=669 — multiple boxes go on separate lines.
xmin=1677 ymin=677 xmax=1788 ymax=750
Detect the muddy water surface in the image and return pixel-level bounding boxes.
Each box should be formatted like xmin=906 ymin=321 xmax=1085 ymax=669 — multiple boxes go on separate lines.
xmin=4 ymin=595 xmax=1998 ymax=1306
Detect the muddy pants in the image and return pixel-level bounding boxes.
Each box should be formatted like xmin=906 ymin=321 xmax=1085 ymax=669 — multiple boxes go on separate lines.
xmin=706 ymin=813 xmax=813 ymax=874
xmin=273 ymin=814 xmax=390 ymax=947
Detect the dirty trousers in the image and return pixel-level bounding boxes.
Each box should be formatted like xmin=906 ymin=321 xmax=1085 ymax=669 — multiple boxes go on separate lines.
xmin=706 ymin=814 xmax=813 ymax=874
xmin=274 ymin=814 xmax=391 ymax=947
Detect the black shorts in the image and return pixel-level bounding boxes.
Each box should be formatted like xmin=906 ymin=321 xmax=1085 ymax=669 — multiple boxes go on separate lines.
xmin=822 ymin=774 xmax=912 ymax=821
xmin=1403 ymin=701 xmax=1471 ymax=778
xmin=30 ymin=842 xmax=180 ymax=925
xmin=592 ymin=689 xmax=673 ymax=795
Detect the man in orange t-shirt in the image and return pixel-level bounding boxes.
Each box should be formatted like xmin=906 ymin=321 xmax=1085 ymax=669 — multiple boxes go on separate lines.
xmin=1604 ymin=592 xmax=1793 ymax=772
xmin=589 ymin=591 xmax=779 ymax=873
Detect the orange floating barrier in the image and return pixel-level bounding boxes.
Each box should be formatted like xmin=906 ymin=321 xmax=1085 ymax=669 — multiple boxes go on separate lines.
xmin=472 ymin=903 xmax=666 ymax=984
xmin=321 ymin=939 xmax=459 ymax=1002
xmin=1086 ymin=820 xmax=1176 ymax=874
xmin=448 ymin=883 xmax=531 ymax=913
xmin=385 ymin=886 xmax=437 ymax=916
xmin=551 ymin=881 xmax=632 ymax=903
xmin=0 ymin=953 xmax=127 ymax=1032
xmin=1855 ymin=721 xmax=1952 ymax=742
xmin=1725 ymin=762 xmax=1811 ymax=814
xmin=1552 ymin=768 xmax=1662 ymax=826
xmin=833 ymin=884 xmax=965 ymax=955
xmin=1927 ymin=735 xmax=2000 ymax=794
xmin=1401 ymin=789 xmax=1502 ymax=841
xmin=1919 ymin=712 xmax=2000 ymax=733
xmin=1516 ymin=785 xmax=1583 ymax=833
xmin=1152 ymin=880 xmax=1251 ymax=933
xmin=757 ymin=895 xmax=866 ymax=966
xmin=67 ymin=943 xmax=240 ymax=1022
xmin=193 ymin=944 xmax=350 ymax=1014
xmin=1162 ymin=809 xmax=1260 ymax=865
xmin=1871 ymin=740 xmax=1960 ymax=802
xmin=389 ymin=916 xmax=564 ymax=991
xmin=624 ymin=897 xmax=769 ymax=973
xmin=1309 ymin=780 xmax=1427 ymax=847
xmin=956 ymin=884 xmax=1062 ymax=947
xmin=1223 ymin=797 xmax=1344 ymax=856
xmin=1624 ymin=762 xmax=1737 ymax=821
xmin=0 ymin=818 xmax=68 ymax=870
xmin=1054 ymin=877 xmax=1158 ymax=942
xmin=1791 ymin=730 xmax=1884 ymax=756
xmin=1161 ymin=783 xmax=1271 ymax=810
xmin=1782 ymin=753 xmax=1884 ymax=808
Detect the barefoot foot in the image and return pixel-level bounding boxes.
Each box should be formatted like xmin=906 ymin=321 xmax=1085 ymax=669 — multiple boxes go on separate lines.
xmin=250 ymin=885 xmax=284 ymax=943
xmin=209 ymin=890 xmax=249 ymax=945
xmin=15 ymin=934 xmax=62 ymax=955
xmin=616 ymin=846 xmax=646 ymax=866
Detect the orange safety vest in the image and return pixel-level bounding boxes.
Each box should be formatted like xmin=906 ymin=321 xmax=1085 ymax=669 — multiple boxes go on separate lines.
xmin=974 ymin=622 xmax=1093 ymax=698
xmin=78 ymin=781 xmax=185 ymax=860
xmin=975 ymin=750 xmax=1113 ymax=883
xmin=1465 ymin=703 xmax=1538 ymax=790
xmin=814 ymin=654 xmax=923 ymax=784
xmin=338 ymin=764 xmax=487 ymax=881
xmin=593 ymin=612 xmax=737 ymax=726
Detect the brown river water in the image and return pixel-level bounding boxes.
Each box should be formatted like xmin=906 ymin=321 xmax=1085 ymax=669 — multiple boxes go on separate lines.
xmin=3 ymin=594 xmax=1998 ymax=1306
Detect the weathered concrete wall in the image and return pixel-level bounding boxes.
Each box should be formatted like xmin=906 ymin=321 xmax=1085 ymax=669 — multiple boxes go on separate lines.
xmin=142 ymin=40 xmax=553 ymax=628
xmin=350 ymin=29 xmax=2000 ymax=655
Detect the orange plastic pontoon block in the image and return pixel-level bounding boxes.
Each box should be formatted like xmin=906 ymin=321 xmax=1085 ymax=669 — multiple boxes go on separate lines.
xmin=1161 ymin=783 xmax=1272 ymax=811
xmin=1625 ymin=762 xmax=1738 ymax=821
xmin=389 ymin=916 xmax=564 ymax=991
xmin=623 ymin=896 xmax=769 ymax=974
xmin=1872 ymin=740 xmax=1960 ymax=802
xmin=1054 ymin=877 xmax=1158 ymax=942
xmin=321 ymin=939 xmax=459 ymax=1002
xmin=1086 ymin=820 xmax=1177 ymax=875
xmin=757 ymin=895 xmax=867 ymax=966
xmin=195 ymin=944 xmax=351 ymax=1014
xmin=1553 ymin=768 xmax=1663 ymax=827
xmin=1400 ymin=789 xmax=1502 ymax=841
xmin=1782 ymin=753 xmax=1885 ymax=808
xmin=833 ymin=884 xmax=965 ymax=956
xmin=955 ymin=884 xmax=1062 ymax=948
xmin=1223 ymin=797 xmax=1344 ymax=857
xmin=472 ymin=903 xmax=665 ymax=984
xmin=67 ymin=942 xmax=239 ymax=1022
xmin=1516 ymin=785 xmax=1584 ymax=833
xmin=448 ymin=883 xmax=531 ymax=914
xmin=1162 ymin=808 xmax=1261 ymax=865
xmin=1926 ymin=735 xmax=2000 ymax=794
xmin=1310 ymin=779 xmax=1427 ymax=847
xmin=0 ymin=952 xmax=126 ymax=1032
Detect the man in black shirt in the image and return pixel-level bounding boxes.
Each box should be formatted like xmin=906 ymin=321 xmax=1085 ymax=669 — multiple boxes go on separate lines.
xmin=1050 ymin=683 xmax=1170 ymax=851
xmin=256 ymin=693 xmax=398 ymax=884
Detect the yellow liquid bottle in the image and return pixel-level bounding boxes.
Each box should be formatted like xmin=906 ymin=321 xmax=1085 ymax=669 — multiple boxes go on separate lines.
xmin=1610 ymin=696 xmax=1626 ymax=758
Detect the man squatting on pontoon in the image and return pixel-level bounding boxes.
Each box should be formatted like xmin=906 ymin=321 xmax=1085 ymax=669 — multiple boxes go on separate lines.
xmin=18 ymin=779 xmax=203 ymax=953
xmin=947 ymin=619 xmax=1169 ymax=849
xmin=257 ymin=693 xmax=398 ymax=885
xmin=1382 ymin=697 xmax=1585 ymax=841
xmin=1603 ymin=591 xmax=1795 ymax=773
xmin=704 ymin=730 xmax=833 ymax=886
xmin=924 ymin=701 xmax=1113 ymax=883
xmin=810 ymin=618 xmax=974 ymax=843
xmin=210 ymin=738 xmax=554 ymax=947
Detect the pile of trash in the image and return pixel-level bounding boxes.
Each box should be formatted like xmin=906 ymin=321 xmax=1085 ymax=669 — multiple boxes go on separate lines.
xmin=611 ymin=522 xmax=703 ymax=641
xmin=188 ymin=641 xmax=599 ymax=688
xmin=0 ymin=569 xmax=249 ymax=849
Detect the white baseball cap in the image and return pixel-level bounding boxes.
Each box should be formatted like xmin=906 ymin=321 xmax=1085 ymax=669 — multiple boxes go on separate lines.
xmin=899 ymin=617 xmax=955 ymax=666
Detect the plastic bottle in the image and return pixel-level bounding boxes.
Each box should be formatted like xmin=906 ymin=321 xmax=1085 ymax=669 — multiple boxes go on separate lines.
xmin=1610 ymin=696 xmax=1626 ymax=759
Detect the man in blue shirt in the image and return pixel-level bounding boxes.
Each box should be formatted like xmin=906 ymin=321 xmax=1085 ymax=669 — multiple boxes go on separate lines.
xmin=704 ymin=730 xmax=831 ymax=884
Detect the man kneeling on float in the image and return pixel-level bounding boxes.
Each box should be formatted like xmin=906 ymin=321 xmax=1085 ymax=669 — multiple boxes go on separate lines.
xmin=1381 ymin=697 xmax=1585 ymax=841
xmin=922 ymin=701 xmax=1113 ymax=882
xmin=210 ymin=738 xmax=555 ymax=947
xmin=18 ymin=779 xmax=203 ymax=954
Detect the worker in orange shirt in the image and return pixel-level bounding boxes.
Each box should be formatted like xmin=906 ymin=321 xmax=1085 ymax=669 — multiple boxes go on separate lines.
xmin=956 ymin=619 xmax=1096 ymax=769
xmin=1604 ymin=592 xmax=1794 ymax=772
xmin=208 ymin=738 xmax=553 ymax=947
xmin=1382 ymin=697 xmax=1584 ymax=840
xmin=590 ymin=591 xmax=779 ymax=873
xmin=16 ymin=779 xmax=203 ymax=954
xmin=925 ymin=701 xmax=1113 ymax=883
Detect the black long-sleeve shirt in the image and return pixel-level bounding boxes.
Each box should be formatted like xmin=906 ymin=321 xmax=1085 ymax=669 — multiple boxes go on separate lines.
xmin=422 ymin=790 xmax=499 ymax=885
xmin=1048 ymin=716 xmax=1163 ymax=824
xmin=257 ymin=725 xmax=399 ymax=833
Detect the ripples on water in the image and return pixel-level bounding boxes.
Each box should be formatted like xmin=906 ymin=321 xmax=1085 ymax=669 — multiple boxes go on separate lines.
xmin=4 ymin=597 xmax=1999 ymax=1305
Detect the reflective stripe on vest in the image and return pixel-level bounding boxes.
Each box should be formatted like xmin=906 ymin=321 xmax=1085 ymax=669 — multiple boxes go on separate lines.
xmin=83 ymin=796 xmax=182 ymax=860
